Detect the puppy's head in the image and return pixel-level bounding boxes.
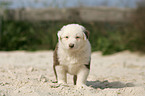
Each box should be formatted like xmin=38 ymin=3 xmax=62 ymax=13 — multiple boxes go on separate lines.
xmin=57 ymin=24 xmax=89 ymax=50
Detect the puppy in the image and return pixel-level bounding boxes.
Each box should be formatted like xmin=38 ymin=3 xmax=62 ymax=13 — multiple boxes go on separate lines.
xmin=53 ymin=24 xmax=91 ymax=86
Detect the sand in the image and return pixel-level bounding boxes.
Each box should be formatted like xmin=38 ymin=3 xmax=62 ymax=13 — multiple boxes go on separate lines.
xmin=0 ymin=50 xmax=145 ymax=96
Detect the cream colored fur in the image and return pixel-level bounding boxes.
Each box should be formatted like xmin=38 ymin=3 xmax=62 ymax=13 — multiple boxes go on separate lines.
xmin=56 ymin=24 xmax=91 ymax=86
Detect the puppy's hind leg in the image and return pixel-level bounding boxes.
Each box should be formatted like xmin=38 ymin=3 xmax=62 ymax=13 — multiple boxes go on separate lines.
xmin=55 ymin=65 xmax=67 ymax=84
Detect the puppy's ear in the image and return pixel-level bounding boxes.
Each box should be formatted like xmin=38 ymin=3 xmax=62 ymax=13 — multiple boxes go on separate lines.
xmin=57 ymin=31 xmax=62 ymax=40
xmin=83 ymin=30 xmax=90 ymax=40
xmin=57 ymin=25 xmax=66 ymax=40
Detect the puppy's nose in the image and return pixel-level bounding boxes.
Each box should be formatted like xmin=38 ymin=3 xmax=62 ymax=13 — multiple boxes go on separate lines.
xmin=69 ymin=43 xmax=74 ymax=48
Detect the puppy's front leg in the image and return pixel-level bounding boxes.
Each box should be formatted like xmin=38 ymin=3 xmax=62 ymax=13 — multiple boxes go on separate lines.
xmin=55 ymin=65 xmax=67 ymax=84
xmin=77 ymin=66 xmax=89 ymax=86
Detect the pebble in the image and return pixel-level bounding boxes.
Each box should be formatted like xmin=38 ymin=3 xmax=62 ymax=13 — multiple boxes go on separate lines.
xmin=28 ymin=67 xmax=34 ymax=72
xmin=38 ymin=75 xmax=47 ymax=82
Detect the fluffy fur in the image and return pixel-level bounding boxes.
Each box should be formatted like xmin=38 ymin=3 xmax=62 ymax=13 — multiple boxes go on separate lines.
xmin=53 ymin=24 xmax=91 ymax=86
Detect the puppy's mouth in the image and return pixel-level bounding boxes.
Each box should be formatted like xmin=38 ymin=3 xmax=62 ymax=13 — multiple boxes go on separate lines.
xmin=69 ymin=47 xmax=75 ymax=50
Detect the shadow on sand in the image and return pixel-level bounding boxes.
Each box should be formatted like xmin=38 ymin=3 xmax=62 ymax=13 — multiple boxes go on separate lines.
xmin=86 ymin=80 xmax=134 ymax=89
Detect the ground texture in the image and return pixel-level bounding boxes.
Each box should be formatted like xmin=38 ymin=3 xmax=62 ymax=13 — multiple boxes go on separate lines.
xmin=0 ymin=51 xmax=145 ymax=96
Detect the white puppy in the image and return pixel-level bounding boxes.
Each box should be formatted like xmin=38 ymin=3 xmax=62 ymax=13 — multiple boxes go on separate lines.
xmin=53 ymin=24 xmax=91 ymax=86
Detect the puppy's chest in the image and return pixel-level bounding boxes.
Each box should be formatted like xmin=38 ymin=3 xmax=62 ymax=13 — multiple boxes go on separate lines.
xmin=58 ymin=51 xmax=89 ymax=65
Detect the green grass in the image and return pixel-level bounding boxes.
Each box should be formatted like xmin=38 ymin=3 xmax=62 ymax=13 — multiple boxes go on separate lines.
xmin=0 ymin=20 xmax=144 ymax=55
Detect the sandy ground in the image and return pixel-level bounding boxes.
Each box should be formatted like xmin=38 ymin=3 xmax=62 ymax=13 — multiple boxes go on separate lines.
xmin=0 ymin=50 xmax=145 ymax=96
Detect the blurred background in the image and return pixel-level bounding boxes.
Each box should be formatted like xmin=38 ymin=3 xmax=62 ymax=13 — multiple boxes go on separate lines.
xmin=0 ymin=0 xmax=144 ymax=54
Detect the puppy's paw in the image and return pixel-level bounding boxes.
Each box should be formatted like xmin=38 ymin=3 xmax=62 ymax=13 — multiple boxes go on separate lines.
xmin=58 ymin=81 xmax=67 ymax=85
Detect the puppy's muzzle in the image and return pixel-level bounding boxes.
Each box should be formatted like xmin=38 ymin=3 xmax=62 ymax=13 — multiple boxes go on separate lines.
xmin=69 ymin=43 xmax=74 ymax=48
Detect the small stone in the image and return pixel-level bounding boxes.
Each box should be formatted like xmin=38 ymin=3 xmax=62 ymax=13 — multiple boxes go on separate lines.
xmin=28 ymin=67 xmax=34 ymax=72
xmin=42 ymin=78 xmax=47 ymax=82
xmin=15 ymin=90 xmax=20 ymax=93
xmin=38 ymin=75 xmax=47 ymax=82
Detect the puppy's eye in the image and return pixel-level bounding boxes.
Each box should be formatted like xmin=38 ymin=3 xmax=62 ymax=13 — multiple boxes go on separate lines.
xmin=65 ymin=36 xmax=69 ymax=38
xmin=76 ymin=36 xmax=80 ymax=39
